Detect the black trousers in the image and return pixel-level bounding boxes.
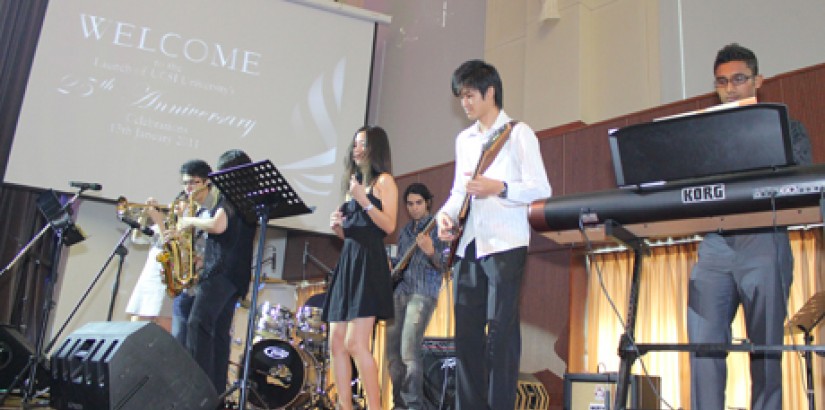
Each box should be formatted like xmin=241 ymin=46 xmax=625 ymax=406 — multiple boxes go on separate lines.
xmin=453 ymin=242 xmax=526 ymax=410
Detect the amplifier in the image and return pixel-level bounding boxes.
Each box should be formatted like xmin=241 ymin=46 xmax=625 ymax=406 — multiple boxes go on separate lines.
xmin=422 ymin=338 xmax=455 ymax=410
xmin=564 ymin=373 xmax=660 ymax=410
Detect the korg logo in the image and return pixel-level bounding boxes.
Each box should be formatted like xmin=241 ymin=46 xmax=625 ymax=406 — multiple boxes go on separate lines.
xmin=682 ymin=184 xmax=725 ymax=203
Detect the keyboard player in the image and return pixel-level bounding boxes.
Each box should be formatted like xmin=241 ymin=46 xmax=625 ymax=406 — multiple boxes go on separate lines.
xmin=688 ymin=43 xmax=813 ymax=410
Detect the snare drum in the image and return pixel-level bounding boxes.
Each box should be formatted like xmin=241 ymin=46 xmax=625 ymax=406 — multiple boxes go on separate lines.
xmin=248 ymin=339 xmax=318 ymax=409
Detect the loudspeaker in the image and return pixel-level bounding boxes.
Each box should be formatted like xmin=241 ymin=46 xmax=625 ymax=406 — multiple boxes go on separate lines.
xmin=563 ymin=372 xmax=660 ymax=410
xmin=50 ymin=321 xmax=218 ymax=410
xmin=422 ymin=337 xmax=455 ymax=410
xmin=0 ymin=325 xmax=49 ymax=391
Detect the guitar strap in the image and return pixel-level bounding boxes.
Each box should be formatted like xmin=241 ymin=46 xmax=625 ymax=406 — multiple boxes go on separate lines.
xmin=476 ymin=120 xmax=518 ymax=177
xmin=459 ymin=119 xmax=519 ymax=219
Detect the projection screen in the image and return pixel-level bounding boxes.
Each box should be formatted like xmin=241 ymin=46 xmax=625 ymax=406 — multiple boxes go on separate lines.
xmin=5 ymin=0 xmax=388 ymax=233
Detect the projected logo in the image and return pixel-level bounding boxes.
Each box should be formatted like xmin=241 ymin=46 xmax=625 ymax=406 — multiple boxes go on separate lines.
xmin=282 ymin=59 xmax=350 ymax=197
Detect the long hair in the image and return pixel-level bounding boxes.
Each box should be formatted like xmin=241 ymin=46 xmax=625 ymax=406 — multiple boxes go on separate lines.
xmin=343 ymin=126 xmax=392 ymax=192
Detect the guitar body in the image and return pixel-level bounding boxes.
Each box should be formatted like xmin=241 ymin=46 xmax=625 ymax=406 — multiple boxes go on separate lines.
xmin=444 ymin=202 xmax=468 ymax=271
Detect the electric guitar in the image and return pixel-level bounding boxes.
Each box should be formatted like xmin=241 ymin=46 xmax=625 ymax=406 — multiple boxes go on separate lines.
xmin=443 ymin=121 xmax=516 ymax=274
xmin=390 ymin=217 xmax=437 ymax=289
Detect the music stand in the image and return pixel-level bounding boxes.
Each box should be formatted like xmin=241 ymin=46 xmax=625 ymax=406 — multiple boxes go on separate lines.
xmin=209 ymin=160 xmax=312 ymax=410
xmin=786 ymin=291 xmax=825 ymax=410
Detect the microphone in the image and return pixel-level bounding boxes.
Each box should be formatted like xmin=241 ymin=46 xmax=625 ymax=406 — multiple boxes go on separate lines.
xmin=70 ymin=181 xmax=103 ymax=191
xmin=120 ymin=216 xmax=154 ymax=236
xmin=354 ymin=170 xmax=363 ymax=184
xmin=303 ymin=241 xmax=308 ymax=266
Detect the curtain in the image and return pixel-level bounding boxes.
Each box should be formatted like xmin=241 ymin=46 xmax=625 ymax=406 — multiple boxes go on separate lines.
xmin=0 ymin=0 xmax=51 ymax=340
xmin=584 ymin=229 xmax=824 ymax=409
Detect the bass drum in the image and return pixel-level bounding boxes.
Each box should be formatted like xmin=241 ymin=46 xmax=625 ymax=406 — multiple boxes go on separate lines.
xmin=248 ymin=339 xmax=317 ymax=409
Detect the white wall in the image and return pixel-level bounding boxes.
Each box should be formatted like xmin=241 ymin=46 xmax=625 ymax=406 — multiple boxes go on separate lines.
xmin=661 ymin=0 xmax=825 ymax=103
xmin=366 ymin=0 xmax=486 ymax=176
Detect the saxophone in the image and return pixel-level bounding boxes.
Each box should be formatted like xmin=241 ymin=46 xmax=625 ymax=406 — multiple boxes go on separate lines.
xmin=156 ymin=189 xmax=200 ymax=297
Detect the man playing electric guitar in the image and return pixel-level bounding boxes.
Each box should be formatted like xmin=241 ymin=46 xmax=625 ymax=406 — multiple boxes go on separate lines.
xmin=436 ymin=59 xmax=552 ymax=410
xmin=386 ymin=182 xmax=446 ymax=410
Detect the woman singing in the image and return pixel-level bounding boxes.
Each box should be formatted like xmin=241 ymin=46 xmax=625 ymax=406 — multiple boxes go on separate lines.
xmin=323 ymin=126 xmax=397 ymax=409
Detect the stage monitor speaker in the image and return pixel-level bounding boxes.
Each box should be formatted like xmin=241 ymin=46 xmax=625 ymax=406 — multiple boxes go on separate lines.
xmin=0 ymin=325 xmax=49 ymax=392
xmin=563 ymin=372 xmax=660 ymax=410
xmin=50 ymin=321 xmax=218 ymax=410
xmin=422 ymin=337 xmax=455 ymax=410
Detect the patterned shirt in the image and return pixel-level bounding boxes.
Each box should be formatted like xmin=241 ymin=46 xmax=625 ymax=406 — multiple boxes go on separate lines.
xmin=392 ymin=214 xmax=445 ymax=299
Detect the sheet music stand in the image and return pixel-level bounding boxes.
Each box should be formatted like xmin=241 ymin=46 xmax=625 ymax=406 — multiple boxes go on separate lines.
xmin=786 ymin=291 xmax=825 ymax=410
xmin=209 ymin=160 xmax=312 ymax=410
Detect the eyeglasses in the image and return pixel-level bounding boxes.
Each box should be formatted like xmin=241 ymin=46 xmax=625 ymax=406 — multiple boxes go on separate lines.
xmin=714 ymin=73 xmax=753 ymax=88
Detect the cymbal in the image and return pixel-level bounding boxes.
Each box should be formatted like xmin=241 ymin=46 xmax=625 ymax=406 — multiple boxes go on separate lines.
xmin=296 ymin=279 xmax=327 ymax=289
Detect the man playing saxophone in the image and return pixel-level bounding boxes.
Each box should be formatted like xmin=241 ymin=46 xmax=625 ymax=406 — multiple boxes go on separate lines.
xmin=166 ymin=159 xmax=219 ymax=345
xmin=124 ymin=159 xmax=217 ymax=338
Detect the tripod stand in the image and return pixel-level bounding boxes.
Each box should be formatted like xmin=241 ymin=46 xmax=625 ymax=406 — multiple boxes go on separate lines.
xmin=209 ymin=160 xmax=312 ymax=410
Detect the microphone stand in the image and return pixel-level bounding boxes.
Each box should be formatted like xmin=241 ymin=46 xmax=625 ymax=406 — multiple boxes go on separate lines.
xmin=3 ymin=224 xmax=136 ymax=407
xmin=302 ymin=241 xmax=335 ymax=281
xmin=106 ymin=244 xmax=129 ymax=321
xmin=0 ymin=189 xmax=86 ymax=407
xmin=0 ymin=224 xmax=52 ymax=280
xmin=47 ymin=225 xmax=134 ymax=356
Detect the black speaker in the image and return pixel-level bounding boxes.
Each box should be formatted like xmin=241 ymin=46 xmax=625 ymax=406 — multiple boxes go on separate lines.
xmin=422 ymin=337 xmax=455 ymax=410
xmin=0 ymin=325 xmax=49 ymax=391
xmin=50 ymin=321 xmax=218 ymax=410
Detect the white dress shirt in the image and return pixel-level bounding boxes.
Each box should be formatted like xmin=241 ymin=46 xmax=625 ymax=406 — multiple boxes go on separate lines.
xmin=439 ymin=111 xmax=552 ymax=259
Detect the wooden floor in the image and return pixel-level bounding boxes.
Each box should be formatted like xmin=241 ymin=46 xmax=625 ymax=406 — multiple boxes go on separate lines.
xmin=0 ymin=394 xmax=54 ymax=410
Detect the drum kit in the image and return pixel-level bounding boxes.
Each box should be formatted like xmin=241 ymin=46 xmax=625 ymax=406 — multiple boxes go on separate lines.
xmin=228 ymin=292 xmax=364 ymax=410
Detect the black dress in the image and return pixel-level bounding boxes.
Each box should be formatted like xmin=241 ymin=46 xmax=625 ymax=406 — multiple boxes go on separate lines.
xmin=322 ymin=192 xmax=393 ymax=322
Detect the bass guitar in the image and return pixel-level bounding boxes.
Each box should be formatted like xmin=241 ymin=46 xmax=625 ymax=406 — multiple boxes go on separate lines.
xmin=390 ymin=217 xmax=437 ymax=289
xmin=443 ymin=121 xmax=516 ymax=274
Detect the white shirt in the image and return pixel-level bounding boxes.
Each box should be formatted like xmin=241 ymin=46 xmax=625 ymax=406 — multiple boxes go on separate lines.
xmin=439 ymin=111 xmax=552 ymax=258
